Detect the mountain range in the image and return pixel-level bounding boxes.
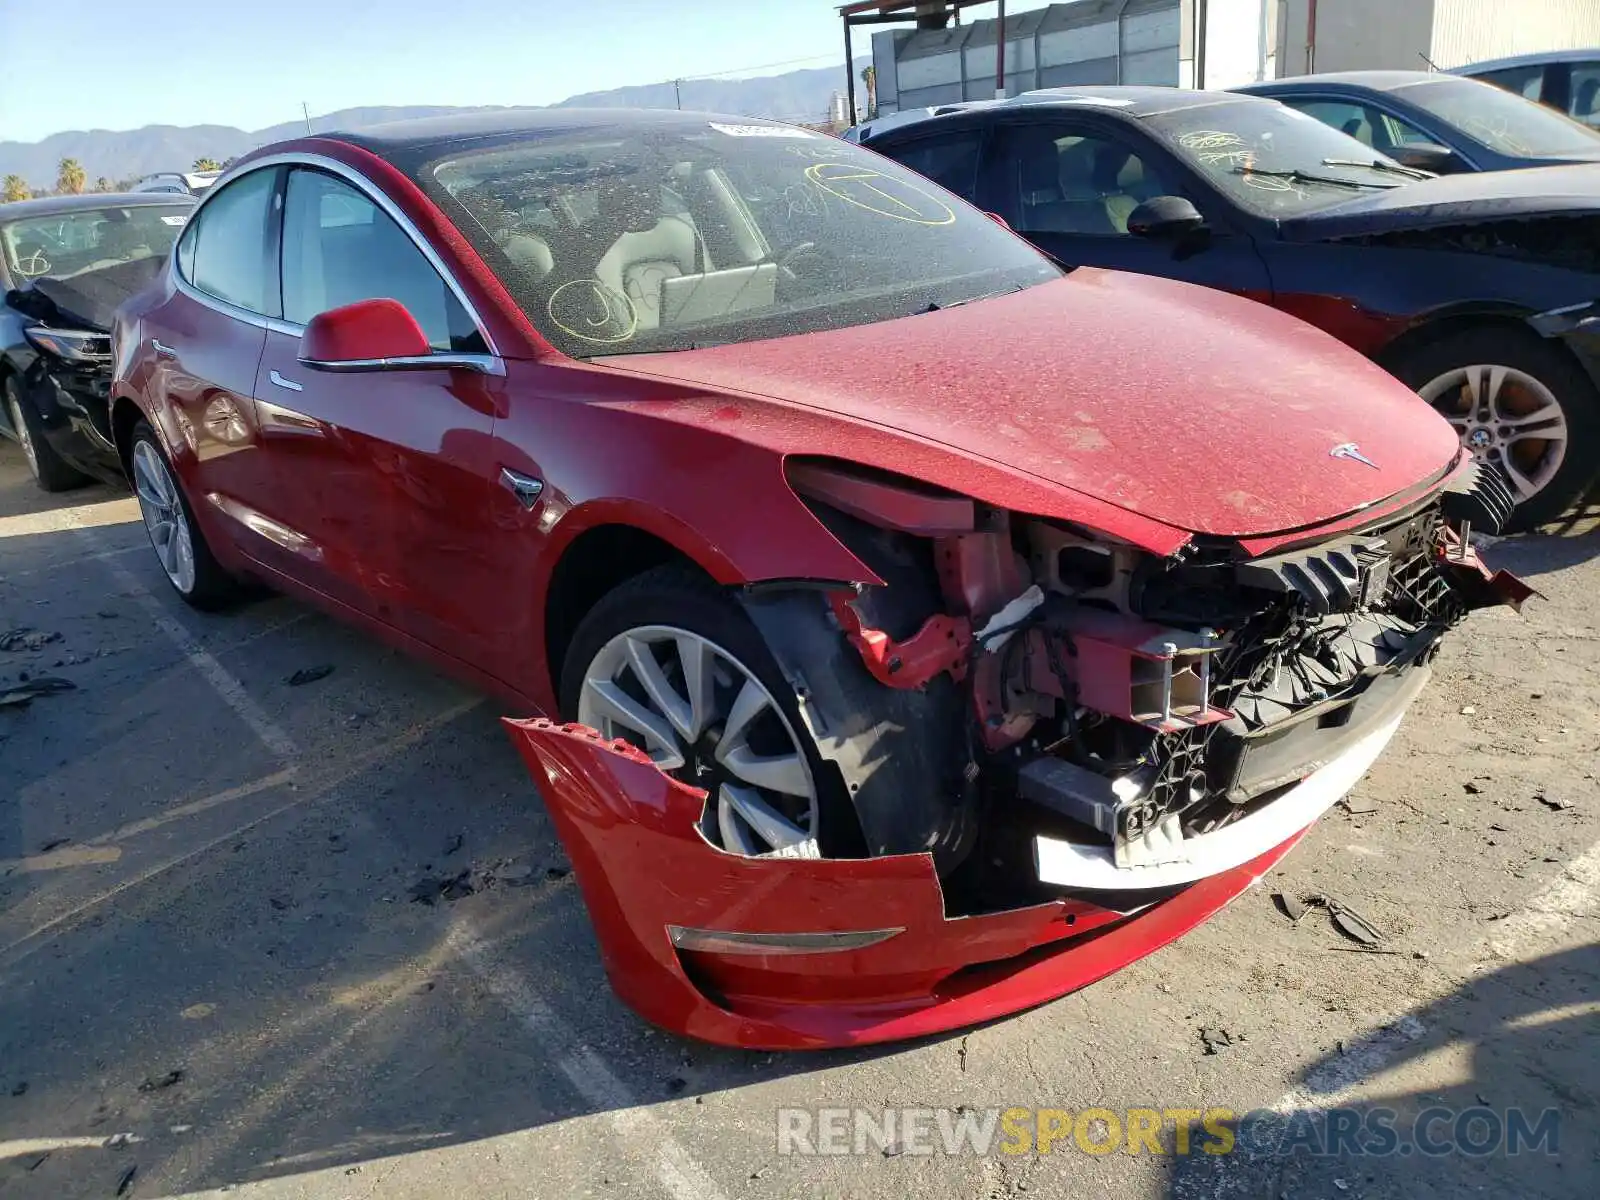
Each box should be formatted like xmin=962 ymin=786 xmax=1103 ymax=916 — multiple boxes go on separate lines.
xmin=0 ymin=62 xmax=868 ymax=188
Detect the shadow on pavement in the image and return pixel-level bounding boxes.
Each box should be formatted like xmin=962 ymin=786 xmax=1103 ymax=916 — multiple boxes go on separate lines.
xmin=1164 ymin=943 xmax=1599 ymax=1200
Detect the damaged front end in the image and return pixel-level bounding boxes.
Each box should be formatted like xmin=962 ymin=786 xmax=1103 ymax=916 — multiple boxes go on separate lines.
xmin=506 ymin=456 xmax=1531 ymax=1047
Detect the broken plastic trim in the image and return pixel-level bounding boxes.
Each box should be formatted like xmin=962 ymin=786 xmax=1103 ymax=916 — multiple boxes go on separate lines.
xmin=1528 ymin=298 xmax=1600 ymax=338
xmin=667 ymin=926 xmax=906 ymax=955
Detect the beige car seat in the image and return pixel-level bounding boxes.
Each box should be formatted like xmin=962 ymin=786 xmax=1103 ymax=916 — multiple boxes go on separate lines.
xmin=594 ymin=215 xmax=698 ymax=330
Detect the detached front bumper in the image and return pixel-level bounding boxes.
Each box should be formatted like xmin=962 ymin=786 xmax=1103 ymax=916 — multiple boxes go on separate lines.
xmin=505 ymin=718 xmax=1311 ymax=1050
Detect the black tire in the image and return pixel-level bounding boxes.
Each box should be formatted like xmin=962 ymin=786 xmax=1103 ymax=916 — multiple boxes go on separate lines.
xmin=558 ymin=564 xmax=862 ymax=859
xmin=128 ymin=420 xmax=241 ymax=611
xmin=1389 ymin=327 xmax=1600 ymax=532
xmin=4 ymin=372 xmax=89 ymax=492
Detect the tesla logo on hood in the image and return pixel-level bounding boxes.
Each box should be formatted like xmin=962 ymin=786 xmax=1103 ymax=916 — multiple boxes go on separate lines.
xmin=1329 ymin=442 xmax=1379 ymax=469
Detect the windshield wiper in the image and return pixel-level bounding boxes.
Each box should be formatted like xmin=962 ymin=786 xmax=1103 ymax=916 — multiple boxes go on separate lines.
xmin=1321 ymin=156 xmax=1434 ymax=180
xmin=922 ymin=283 xmax=1023 ymax=313
xmin=1229 ymin=165 xmax=1397 ymax=190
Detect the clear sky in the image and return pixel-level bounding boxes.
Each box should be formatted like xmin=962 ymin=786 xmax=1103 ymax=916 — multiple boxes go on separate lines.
xmin=0 ymin=0 xmax=861 ymax=143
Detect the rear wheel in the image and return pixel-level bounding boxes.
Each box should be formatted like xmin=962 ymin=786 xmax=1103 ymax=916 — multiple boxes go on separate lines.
xmin=5 ymin=374 xmax=88 ymax=492
xmin=1392 ymin=328 xmax=1600 ymax=531
xmin=129 ymin=421 xmax=240 ymax=610
xmin=560 ymin=566 xmax=844 ymax=859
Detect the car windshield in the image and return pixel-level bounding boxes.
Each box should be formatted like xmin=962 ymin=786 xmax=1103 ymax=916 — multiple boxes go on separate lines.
xmin=1144 ymin=99 xmax=1417 ymax=217
xmin=0 ymin=204 xmax=191 ymax=282
xmin=1392 ymin=77 xmax=1600 ymax=157
xmin=411 ymin=117 xmax=1060 ymax=357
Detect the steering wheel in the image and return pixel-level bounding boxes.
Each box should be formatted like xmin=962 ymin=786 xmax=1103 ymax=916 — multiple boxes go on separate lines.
xmin=16 ymin=247 xmax=51 ymax=277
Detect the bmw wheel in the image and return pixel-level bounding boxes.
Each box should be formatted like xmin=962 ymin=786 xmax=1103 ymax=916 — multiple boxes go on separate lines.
xmin=1394 ymin=327 xmax=1600 ymax=532
xmin=128 ymin=421 xmax=239 ymax=610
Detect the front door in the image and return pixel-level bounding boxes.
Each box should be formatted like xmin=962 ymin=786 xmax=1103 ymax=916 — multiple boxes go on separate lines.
xmin=137 ymin=165 xmax=279 ymax=562
xmin=251 ymin=166 xmax=502 ymax=666
xmin=973 ymin=119 xmax=1272 ymax=295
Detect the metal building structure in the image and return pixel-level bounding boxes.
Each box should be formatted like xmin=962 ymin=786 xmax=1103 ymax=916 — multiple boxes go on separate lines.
xmin=842 ymin=1 xmax=1294 ymax=119
xmin=1276 ymin=0 xmax=1600 ymax=76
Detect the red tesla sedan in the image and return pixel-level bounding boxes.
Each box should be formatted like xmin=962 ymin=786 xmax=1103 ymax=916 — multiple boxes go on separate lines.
xmin=112 ymin=110 xmax=1524 ymax=1048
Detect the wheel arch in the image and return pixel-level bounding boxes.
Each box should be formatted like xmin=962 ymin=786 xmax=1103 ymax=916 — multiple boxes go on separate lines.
xmin=1374 ymin=306 xmax=1580 ymax=377
xmin=541 ymin=520 xmax=716 ymax=698
xmin=109 ymin=394 xmax=149 ymax=477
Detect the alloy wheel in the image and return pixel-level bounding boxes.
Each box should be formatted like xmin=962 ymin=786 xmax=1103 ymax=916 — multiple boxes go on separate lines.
xmin=577 ymin=625 xmax=821 ymax=858
xmin=7 ymin=393 xmax=39 ymax=480
xmin=1419 ymin=364 xmax=1568 ymax=504
xmin=131 ymin=441 xmax=197 ymax=594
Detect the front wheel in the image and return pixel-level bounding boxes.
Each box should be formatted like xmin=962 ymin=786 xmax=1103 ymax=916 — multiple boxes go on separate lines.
xmin=1392 ymin=328 xmax=1600 ymax=532
xmin=128 ymin=421 xmax=240 ymax=610
xmin=5 ymin=374 xmax=88 ymax=492
xmin=560 ymin=566 xmax=856 ymax=859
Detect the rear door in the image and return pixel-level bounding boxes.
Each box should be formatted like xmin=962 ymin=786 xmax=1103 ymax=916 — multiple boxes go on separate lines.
xmin=138 ymin=165 xmax=279 ymax=559
xmin=969 ymin=116 xmax=1271 ymax=295
xmin=253 ymin=165 xmax=502 ymax=666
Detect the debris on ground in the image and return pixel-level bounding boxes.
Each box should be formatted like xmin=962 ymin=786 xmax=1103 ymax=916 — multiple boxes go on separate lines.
xmin=285 ymin=665 xmax=334 ymax=687
xmin=1272 ymin=891 xmax=1388 ymax=948
xmin=0 ymin=627 xmax=61 ymax=651
xmin=1463 ymin=781 xmax=1484 ymax=795
xmin=443 ymin=833 xmax=464 ymax=856
xmin=1535 ymin=792 xmax=1574 ymax=812
xmin=1198 ymin=1027 xmax=1241 ymax=1055
xmin=1271 ymin=892 xmax=1307 ymax=923
xmin=37 ymin=837 xmax=71 ymax=854
xmin=137 ymin=1070 xmax=184 ymax=1092
xmin=1459 ymin=705 xmax=1476 ymax=715
xmin=545 ymin=865 xmax=570 ymax=881
xmin=10 ymin=1080 xmax=27 ymax=1096
xmin=114 ymin=1163 xmax=137 ymax=1197
xmin=1338 ymin=797 xmax=1378 ymax=816
xmin=408 ymin=869 xmax=475 ymax=905
xmin=958 ymin=1035 xmax=968 ymax=1072
xmin=0 ymin=675 xmax=76 ymax=709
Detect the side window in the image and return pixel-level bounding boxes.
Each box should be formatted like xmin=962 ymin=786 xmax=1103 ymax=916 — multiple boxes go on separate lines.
xmin=989 ymin=125 xmax=1178 ymax=237
xmin=1375 ymin=111 xmax=1436 ymax=148
xmin=882 ymin=132 xmax=983 ymax=200
xmin=1570 ymin=64 xmax=1600 ymax=126
xmin=281 ymin=169 xmax=483 ymax=353
xmin=1478 ymin=64 xmax=1545 ymax=102
xmin=186 ymin=167 xmax=278 ymax=316
xmin=1286 ymin=98 xmax=1383 ymax=147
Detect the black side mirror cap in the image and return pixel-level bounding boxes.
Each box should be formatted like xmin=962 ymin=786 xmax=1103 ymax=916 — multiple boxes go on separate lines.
xmin=1127 ymin=195 xmax=1207 ymax=239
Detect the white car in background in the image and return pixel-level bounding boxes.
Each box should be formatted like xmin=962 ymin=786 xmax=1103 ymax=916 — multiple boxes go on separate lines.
xmin=130 ymin=170 xmax=221 ymax=197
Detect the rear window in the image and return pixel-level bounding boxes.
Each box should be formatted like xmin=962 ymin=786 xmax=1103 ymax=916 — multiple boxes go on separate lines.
xmin=406 ymin=117 xmax=1058 ymax=358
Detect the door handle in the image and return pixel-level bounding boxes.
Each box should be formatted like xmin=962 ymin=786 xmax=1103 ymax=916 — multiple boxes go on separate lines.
xmin=151 ymin=338 xmax=176 ymax=359
xmin=268 ymin=369 xmax=303 ymax=392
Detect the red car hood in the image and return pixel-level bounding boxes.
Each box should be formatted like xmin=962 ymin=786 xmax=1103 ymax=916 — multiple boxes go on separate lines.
xmin=601 ymin=270 xmax=1460 ymax=538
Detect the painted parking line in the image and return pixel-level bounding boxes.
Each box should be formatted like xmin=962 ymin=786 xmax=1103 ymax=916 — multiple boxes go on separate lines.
xmin=67 ymin=513 xmax=727 ymax=1200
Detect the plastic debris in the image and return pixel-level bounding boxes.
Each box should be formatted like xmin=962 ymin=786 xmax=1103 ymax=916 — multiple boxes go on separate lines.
xmin=115 ymin=1164 xmax=137 ymax=1197
xmin=0 ymin=675 xmax=76 ymax=709
xmin=1271 ymin=892 xmax=1307 ymax=923
xmin=285 ymin=665 xmax=334 ymax=687
xmin=1535 ymin=793 xmax=1573 ymax=812
xmin=0 ymin=628 xmax=61 ymax=651
xmin=137 ymin=1070 xmax=184 ymax=1092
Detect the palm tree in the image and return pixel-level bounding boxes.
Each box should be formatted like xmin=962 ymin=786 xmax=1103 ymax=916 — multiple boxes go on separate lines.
xmin=56 ymin=158 xmax=87 ymax=195
xmin=2 ymin=174 xmax=29 ymax=203
xmin=192 ymin=156 xmax=222 ymax=172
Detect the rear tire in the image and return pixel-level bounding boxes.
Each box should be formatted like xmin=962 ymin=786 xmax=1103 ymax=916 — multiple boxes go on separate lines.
xmin=1390 ymin=327 xmax=1600 ymax=532
xmin=128 ymin=421 xmax=240 ymax=610
xmin=5 ymin=373 xmax=88 ymax=493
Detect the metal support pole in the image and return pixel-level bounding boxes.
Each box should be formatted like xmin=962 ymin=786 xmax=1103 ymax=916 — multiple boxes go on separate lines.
xmin=995 ymin=0 xmax=1007 ymax=98
xmin=844 ymin=18 xmax=858 ymax=122
xmin=673 ymin=79 xmax=682 ymax=109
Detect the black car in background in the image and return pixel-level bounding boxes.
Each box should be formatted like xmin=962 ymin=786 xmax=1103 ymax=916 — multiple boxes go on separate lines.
xmin=1 ymin=193 xmax=194 ymax=491
xmin=1235 ymin=71 xmax=1600 ymax=175
xmin=860 ymin=86 xmax=1600 ymax=529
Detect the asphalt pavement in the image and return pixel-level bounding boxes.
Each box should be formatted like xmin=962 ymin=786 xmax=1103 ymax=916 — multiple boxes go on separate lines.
xmin=1 ymin=440 xmax=1596 ymax=1200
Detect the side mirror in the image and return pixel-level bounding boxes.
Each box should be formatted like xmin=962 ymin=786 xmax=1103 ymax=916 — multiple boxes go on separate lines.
xmin=1389 ymin=142 xmax=1458 ymax=174
xmin=300 ymin=298 xmax=432 ymax=369
xmin=1127 ymin=195 xmax=1207 ymax=239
